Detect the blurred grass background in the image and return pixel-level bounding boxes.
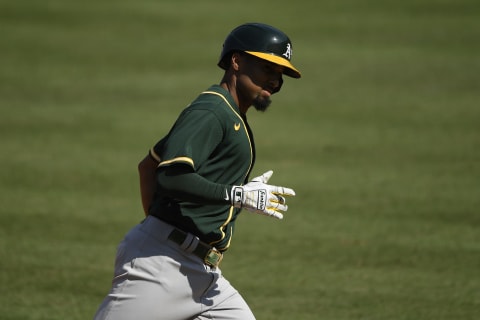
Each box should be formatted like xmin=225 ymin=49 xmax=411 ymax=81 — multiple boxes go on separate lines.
xmin=1 ymin=0 xmax=479 ymax=319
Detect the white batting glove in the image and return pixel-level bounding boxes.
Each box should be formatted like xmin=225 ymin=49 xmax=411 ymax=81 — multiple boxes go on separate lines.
xmin=231 ymin=170 xmax=295 ymax=219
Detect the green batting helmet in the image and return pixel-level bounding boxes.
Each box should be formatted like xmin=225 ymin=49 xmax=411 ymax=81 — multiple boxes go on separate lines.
xmin=218 ymin=23 xmax=301 ymax=79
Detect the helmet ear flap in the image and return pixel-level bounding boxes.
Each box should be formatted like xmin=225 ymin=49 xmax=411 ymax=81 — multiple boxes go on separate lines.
xmin=218 ymin=51 xmax=232 ymax=70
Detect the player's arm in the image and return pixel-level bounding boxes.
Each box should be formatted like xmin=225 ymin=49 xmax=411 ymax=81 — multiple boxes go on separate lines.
xmin=156 ymin=164 xmax=228 ymax=205
xmin=157 ymin=165 xmax=295 ymax=219
xmin=138 ymin=154 xmax=159 ymax=215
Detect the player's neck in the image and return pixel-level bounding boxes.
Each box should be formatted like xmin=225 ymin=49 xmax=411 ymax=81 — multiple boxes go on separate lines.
xmin=220 ymin=80 xmax=250 ymax=115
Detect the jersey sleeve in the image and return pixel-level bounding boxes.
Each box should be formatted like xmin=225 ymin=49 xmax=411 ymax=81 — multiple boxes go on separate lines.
xmin=158 ymin=109 xmax=223 ymax=170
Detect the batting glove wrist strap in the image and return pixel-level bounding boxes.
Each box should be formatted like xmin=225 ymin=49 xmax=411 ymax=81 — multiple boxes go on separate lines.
xmin=231 ymin=187 xmax=247 ymax=208
xmin=231 ymin=170 xmax=295 ymax=220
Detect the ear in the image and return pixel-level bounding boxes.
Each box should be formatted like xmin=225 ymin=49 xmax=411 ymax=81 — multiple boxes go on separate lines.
xmin=230 ymin=52 xmax=242 ymax=71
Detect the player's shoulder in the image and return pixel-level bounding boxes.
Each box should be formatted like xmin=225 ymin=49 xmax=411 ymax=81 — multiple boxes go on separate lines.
xmin=189 ymin=85 xmax=239 ymax=115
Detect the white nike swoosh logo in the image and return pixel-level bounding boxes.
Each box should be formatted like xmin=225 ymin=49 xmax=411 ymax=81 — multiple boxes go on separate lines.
xmin=224 ymin=188 xmax=230 ymax=201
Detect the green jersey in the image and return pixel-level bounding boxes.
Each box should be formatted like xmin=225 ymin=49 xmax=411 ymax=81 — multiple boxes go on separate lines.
xmin=149 ymin=85 xmax=255 ymax=251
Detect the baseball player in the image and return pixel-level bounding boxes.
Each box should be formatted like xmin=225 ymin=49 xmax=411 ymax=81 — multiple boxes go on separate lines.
xmin=93 ymin=22 xmax=301 ymax=320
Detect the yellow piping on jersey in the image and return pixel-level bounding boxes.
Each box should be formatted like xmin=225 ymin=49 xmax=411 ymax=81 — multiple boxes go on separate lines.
xmin=149 ymin=147 xmax=162 ymax=162
xmin=158 ymin=156 xmax=195 ymax=169
xmin=210 ymin=207 xmax=234 ymax=250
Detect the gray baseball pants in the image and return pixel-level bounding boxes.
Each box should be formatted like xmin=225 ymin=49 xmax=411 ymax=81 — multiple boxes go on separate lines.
xmin=93 ymin=216 xmax=255 ymax=320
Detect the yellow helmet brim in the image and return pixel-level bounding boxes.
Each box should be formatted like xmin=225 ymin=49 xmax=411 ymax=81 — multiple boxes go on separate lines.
xmin=245 ymin=51 xmax=301 ymax=78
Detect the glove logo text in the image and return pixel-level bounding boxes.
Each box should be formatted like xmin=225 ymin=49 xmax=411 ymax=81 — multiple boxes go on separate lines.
xmin=258 ymin=190 xmax=267 ymax=210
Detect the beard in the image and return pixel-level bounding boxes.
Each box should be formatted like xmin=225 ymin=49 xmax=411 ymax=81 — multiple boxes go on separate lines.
xmin=252 ymin=95 xmax=272 ymax=112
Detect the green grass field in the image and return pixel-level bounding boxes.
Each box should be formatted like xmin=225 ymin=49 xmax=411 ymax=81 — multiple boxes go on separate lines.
xmin=1 ymin=0 xmax=479 ymax=319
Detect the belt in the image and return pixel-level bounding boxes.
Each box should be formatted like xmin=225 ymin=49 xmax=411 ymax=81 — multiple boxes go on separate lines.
xmin=167 ymin=228 xmax=223 ymax=268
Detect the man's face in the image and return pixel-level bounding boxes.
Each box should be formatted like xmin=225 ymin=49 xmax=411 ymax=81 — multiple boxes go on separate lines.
xmin=236 ymin=53 xmax=284 ymax=112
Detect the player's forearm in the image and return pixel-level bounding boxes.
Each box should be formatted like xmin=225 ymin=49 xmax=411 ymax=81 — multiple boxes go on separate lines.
xmin=156 ymin=165 xmax=230 ymax=205
xmin=138 ymin=155 xmax=159 ymax=215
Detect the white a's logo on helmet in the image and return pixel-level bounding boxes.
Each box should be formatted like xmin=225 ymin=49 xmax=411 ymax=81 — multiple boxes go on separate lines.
xmin=282 ymin=43 xmax=292 ymax=60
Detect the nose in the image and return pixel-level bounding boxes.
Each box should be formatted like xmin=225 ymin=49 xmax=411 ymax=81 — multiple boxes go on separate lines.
xmin=271 ymin=76 xmax=284 ymax=93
